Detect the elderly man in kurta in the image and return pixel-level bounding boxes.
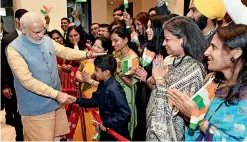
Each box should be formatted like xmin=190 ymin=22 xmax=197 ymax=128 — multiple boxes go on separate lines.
xmin=6 ymin=12 xmax=105 ymax=141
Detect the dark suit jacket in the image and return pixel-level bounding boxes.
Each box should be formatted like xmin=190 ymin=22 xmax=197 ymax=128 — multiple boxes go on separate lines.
xmin=1 ymin=30 xmax=18 ymax=89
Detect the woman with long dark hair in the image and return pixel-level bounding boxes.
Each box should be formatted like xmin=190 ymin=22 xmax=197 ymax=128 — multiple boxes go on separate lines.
xmin=65 ymin=26 xmax=86 ymax=50
xmin=146 ymin=16 xmax=208 ymax=141
xmin=132 ymin=12 xmax=150 ymax=52
xmin=60 ymin=26 xmax=87 ymax=92
xmin=168 ymin=24 xmax=247 ymax=141
xmin=132 ymin=14 xmax=172 ymax=140
xmin=146 ymin=14 xmax=172 ymax=56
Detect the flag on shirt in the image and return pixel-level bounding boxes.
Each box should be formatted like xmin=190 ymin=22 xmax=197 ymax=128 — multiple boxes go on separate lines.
xmin=121 ymin=56 xmax=139 ymax=76
xmin=141 ymin=48 xmax=156 ymax=67
xmin=124 ymin=0 xmax=129 ymax=9
xmin=189 ymin=78 xmax=218 ymax=129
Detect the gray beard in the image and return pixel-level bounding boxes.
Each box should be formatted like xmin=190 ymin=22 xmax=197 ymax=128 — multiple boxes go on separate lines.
xmin=26 ymin=36 xmax=44 ymax=45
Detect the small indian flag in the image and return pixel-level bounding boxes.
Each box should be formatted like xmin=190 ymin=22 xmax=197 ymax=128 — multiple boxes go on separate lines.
xmin=93 ymin=124 xmax=101 ymax=141
xmin=40 ymin=5 xmax=52 ymax=15
xmin=121 ymin=56 xmax=139 ymax=76
xmin=40 ymin=9 xmax=48 ymax=15
xmin=42 ymin=5 xmax=50 ymax=12
xmin=189 ymin=78 xmax=218 ymax=129
xmin=131 ymin=31 xmax=140 ymax=45
xmin=124 ymin=0 xmax=129 ymax=9
xmin=141 ymin=48 xmax=156 ymax=67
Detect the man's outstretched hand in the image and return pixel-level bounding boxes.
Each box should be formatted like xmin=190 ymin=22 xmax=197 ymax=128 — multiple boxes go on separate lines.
xmin=56 ymin=92 xmax=76 ymax=104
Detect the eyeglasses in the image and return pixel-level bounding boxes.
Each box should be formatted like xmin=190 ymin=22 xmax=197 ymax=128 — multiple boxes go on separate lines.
xmin=27 ymin=28 xmax=46 ymax=35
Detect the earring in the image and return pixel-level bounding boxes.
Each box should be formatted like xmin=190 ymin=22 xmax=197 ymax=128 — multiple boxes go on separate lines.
xmin=230 ymin=57 xmax=236 ymax=63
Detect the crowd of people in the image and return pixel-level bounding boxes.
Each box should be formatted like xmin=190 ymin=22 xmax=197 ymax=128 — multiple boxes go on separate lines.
xmin=1 ymin=0 xmax=247 ymax=141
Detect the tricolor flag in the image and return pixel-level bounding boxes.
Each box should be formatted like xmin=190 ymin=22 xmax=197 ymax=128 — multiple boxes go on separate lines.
xmin=124 ymin=0 xmax=129 ymax=9
xmin=40 ymin=5 xmax=52 ymax=15
xmin=121 ymin=56 xmax=139 ymax=76
xmin=131 ymin=31 xmax=140 ymax=46
xmin=189 ymin=78 xmax=218 ymax=129
xmin=141 ymin=48 xmax=156 ymax=67
xmin=92 ymin=120 xmax=101 ymax=141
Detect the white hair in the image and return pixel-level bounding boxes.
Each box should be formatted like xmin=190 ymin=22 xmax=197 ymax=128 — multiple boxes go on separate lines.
xmin=20 ymin=12 xmax=43 ymax=29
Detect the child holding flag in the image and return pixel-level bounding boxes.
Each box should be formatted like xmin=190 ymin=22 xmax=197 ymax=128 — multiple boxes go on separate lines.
xmin=75 ymin=55 xmax=131 ymax=141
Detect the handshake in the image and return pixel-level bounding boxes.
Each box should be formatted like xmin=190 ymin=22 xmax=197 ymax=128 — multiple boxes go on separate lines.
xmin=55 ymin=92 xmax=77 ymax=104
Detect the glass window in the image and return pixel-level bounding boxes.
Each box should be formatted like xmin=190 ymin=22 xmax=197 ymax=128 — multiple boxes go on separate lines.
xmin=67 ymin=0 xmax=91 ymax=33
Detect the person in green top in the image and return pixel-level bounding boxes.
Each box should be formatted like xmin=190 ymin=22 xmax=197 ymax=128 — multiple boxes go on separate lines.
xmin=110 ymin=26 xmax=140 ymax=139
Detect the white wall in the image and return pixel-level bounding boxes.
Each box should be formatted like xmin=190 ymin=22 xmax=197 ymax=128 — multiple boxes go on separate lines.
xmin=12 ymin=0 xmax=67 ymax=32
